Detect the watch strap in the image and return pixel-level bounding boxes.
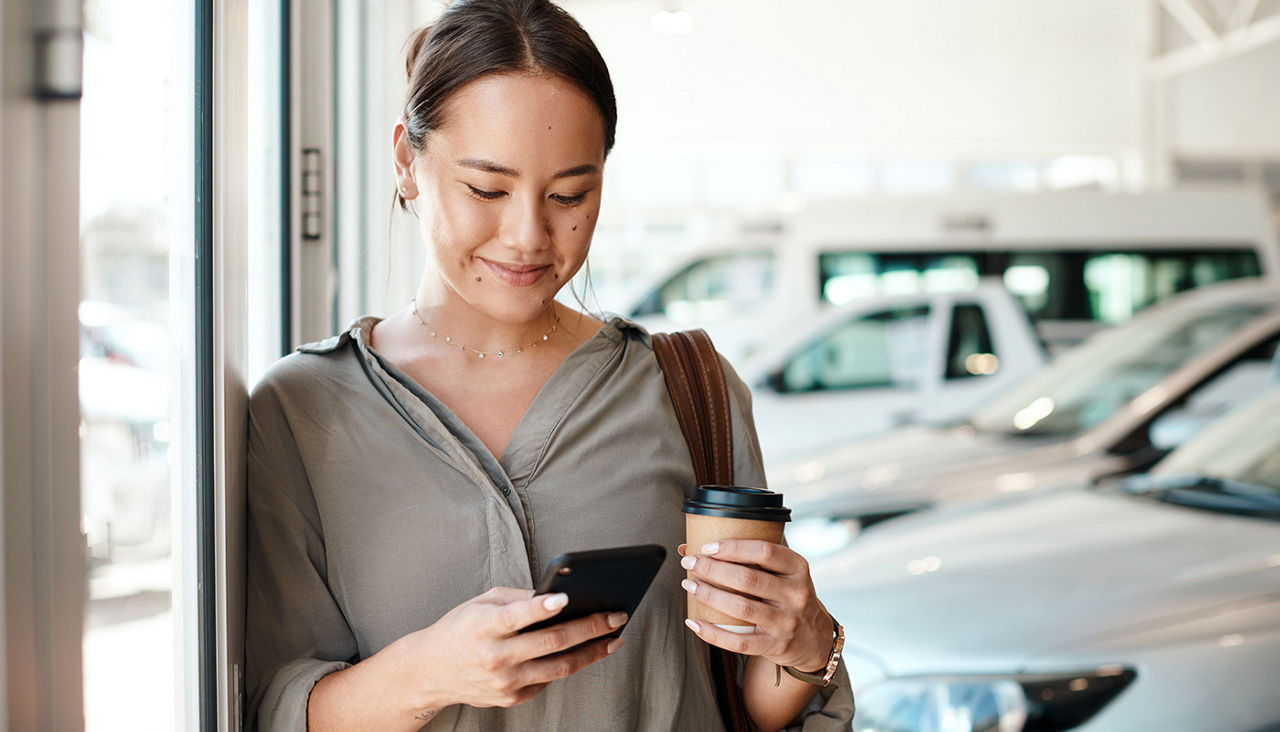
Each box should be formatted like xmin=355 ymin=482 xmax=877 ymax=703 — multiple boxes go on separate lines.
xmin=783 ymin=614 xmax=844 ymax=687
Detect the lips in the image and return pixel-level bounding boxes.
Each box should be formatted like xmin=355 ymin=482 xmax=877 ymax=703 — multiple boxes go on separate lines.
xmin=480 ymin=259 xmax=553 ymax=287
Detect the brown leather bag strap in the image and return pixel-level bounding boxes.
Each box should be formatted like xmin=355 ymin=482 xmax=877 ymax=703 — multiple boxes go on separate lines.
xmin=651 ymin=329 xmax=751 ymax=732
xmin=650 ymin=329 xmax=734 ymax=486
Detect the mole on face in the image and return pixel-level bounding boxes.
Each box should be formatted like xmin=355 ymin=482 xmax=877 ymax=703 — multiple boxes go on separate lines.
xmin=572 ymin=225 xmax=577 ymax=231
xmin=475 ymin=276 xmax=482 ymax=282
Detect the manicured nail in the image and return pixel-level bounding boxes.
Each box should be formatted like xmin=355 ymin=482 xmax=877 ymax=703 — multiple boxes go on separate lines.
xmin=684 ymin=618 xmax=702 ymax=633
xmin=701 ymin=542 xmax=720 ymax=555
xmin=681 ymin=579 xmax=698 ymax=594
xmin=606 ymin=638 xmax=624 ymax=654
xmin=543 ymin=593 xmax=568 ymax=611
xmin=680 ymin=556 xmax=696 ymax=570
xmin=607 ymin=612 xmax=628 ymax=628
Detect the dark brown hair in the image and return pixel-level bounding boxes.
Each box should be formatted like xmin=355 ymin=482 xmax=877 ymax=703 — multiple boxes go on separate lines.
xmin=396 ymin=0 xmax=617 ymax=211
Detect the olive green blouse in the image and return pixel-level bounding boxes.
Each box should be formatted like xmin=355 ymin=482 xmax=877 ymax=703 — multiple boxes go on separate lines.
xmin=245 ymin=315 xmax=854 ymax=731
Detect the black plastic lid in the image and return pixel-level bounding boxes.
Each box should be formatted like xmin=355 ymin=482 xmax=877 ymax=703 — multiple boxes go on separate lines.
xmin=682 ymin=485 xmax=791 ymax=522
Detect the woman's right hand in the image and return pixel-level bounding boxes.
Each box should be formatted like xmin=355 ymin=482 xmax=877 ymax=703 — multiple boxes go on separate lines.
xmin=307 ymin=586 xmax=626 ymax=730
xmin=395 ymin=586 xmax=626 ymax=716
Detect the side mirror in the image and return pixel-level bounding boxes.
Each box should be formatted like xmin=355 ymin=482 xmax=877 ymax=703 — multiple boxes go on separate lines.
xmin=766 ymin=369 xmax=790 ymax=394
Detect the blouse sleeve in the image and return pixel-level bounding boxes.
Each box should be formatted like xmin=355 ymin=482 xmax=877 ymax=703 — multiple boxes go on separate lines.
xmin=245 ymin=369 xmax=358 ymax=731
xmin=721 ymin=356 xmax=858 ymax=731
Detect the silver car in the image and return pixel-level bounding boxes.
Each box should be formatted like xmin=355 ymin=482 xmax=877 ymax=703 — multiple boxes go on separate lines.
xmin=810 ymin=385 xmax=1280 ymax=731
xmin=777 ymin=278 xmax=1280 ymax=533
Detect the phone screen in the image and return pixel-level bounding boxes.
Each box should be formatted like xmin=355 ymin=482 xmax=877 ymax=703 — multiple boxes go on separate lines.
xmin=522 ymin=544 xmax=667 ymax=637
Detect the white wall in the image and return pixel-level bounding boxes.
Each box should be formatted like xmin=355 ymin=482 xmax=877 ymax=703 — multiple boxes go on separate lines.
xmin=1168 ymin=41 xmax=1280 ymax=157
xmin=563 ymin=0 xmax=1148 ymax=159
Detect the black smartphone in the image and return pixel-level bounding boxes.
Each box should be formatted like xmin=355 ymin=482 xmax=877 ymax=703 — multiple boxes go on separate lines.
xmin=522 ymin=544 xmax=667 ymax=638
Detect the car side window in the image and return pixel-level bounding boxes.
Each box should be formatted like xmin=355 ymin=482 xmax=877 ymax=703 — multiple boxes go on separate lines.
xmin=781 ymin=305 xmax=931 ymax=392
xmin=945 ymin=303 xmax=998 ymax=380
xmin=1147 ymin=334 xmax=1280 ymax=450
xmin=633 ymin=251 xmax=775 ymax=319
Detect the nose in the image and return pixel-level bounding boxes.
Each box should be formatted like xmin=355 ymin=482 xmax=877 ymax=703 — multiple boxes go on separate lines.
xmin=499 ymin=194 xmax=551 ymax=254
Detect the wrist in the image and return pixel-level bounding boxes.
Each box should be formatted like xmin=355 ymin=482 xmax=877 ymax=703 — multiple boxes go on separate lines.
xmin=385 ymin=630 xmax=450 ymax=718
xmin=795 ymin=613 xmax=836 ymax=674
xmin=782 ymin=612 xmax=844 ymax=687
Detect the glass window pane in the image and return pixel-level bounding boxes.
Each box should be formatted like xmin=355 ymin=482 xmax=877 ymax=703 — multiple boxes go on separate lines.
xmin=783 ymin=306 xmax=931 ymax=391
xmin=637 ymin=251 xmax=775 ymax=321
xmin=946 ymin=304 xmax=998 ymax=379
xmin=819 ymin=251 xmax=980 ymax=304
xmin=80 ymin=0 xmax=184 ymax=728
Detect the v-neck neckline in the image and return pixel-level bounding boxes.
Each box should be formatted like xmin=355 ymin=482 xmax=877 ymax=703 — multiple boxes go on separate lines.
xmin=350 ymin=314 xmax=631 ymax=486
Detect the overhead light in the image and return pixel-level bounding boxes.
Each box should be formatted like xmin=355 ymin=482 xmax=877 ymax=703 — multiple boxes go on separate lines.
xmin=650 ymin=9 xmax=694 ymax=35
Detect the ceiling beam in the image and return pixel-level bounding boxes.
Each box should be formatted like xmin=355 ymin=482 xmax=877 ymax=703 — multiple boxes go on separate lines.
xmin=1228 ymin=0 xmax=1260 ymax=30
xmin=1150 ymin=7 xmax=1280 ymax=77
xmin=1159 ymin=0 xmax=1221 ymax=50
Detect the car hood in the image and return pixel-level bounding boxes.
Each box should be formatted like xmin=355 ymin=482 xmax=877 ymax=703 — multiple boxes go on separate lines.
xmin=811 ymin=488 xmax=1280 ymax=673
xmin=774 ymin=424 xmax=1060 ymax=518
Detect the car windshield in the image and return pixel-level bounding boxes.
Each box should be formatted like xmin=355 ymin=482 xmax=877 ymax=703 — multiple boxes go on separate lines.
xmin=969 ymin=302 xmax=1265 ymax=437
xmin=1153 ymin=388 xmax=1280 ymax=493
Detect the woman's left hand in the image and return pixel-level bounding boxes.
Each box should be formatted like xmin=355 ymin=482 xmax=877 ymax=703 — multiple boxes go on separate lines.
xmin=678 ymin=541 xmax=833 ymax=673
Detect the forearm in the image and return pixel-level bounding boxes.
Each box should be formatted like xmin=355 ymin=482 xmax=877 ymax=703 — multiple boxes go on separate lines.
xmin=742 ymin=655 xmax=822 ymax=732
xmin=307 ymin=638 xmax=446 ymax=731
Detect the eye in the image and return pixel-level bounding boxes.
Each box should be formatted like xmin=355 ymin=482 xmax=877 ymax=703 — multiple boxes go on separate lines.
xmin=549 ymin=191 xmax=589 ymax=206
xmin=465 ymin=184 xmax=505 ymax=201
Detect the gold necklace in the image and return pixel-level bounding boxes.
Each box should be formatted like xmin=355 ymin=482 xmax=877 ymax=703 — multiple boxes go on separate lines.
xmin=410 ymin=299 xmax=560 ymax=359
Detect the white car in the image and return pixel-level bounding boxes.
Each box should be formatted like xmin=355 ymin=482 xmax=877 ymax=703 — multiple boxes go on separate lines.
xmin=775 ymin=278 xmax=1280 ymax=528
xmin=808 ymin=386 xmax=1280 ymax=731
xmin=737 ymin=280 xmax=1047 ymax=466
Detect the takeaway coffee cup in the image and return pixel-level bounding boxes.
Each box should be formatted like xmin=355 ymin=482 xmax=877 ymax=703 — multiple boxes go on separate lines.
xmin=683 ymin=485 xmax=792 ymax=633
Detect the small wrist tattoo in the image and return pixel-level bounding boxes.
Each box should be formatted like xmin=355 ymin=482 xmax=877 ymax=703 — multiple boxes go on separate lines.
xmin=413 ymin=709 xmax=439 ymax=722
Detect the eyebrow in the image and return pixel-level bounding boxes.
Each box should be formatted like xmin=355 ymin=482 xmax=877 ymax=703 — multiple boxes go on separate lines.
xmin=456 ymin=158 xmax=599 ymax=180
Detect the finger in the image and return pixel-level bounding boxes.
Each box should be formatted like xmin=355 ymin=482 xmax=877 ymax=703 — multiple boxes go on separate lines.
xmin=681 ymin=577 xmax=782 ymax=629
xmin=680 ymin=553 xmax=790 ymax=606
xmin=694 ymin=539 xmax=807 ymax=576
xmin=517 ymin=636 xmax=622 ymax=687
xmin=683 ymin=617 xmax=767 ymax=656
xmin=511 ymin=610 xmax=628 ymax=661
xmin=477 ymin=586 xmax=537 ymax=605
xmin=677 ymin=543 xmax=687 ymax=557
xmin=494 ymin=592 xmax=571 ymax=634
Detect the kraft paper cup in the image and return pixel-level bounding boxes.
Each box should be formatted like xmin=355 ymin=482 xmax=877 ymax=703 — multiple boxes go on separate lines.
xmin=683 ymin=485 xmax=791 ymax=633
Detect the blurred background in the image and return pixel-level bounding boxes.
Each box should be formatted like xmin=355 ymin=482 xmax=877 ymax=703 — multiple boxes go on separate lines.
xmin=6 ymin=0 xmax=1277 ymax=729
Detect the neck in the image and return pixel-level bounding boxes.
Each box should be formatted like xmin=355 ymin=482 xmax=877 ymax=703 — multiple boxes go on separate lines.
xmin=410 ymin=289 xmax=561 ymax=359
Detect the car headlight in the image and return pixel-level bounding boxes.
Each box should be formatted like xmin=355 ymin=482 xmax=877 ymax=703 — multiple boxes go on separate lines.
xmin=855 ymin=667 xmax=1136 ymax=732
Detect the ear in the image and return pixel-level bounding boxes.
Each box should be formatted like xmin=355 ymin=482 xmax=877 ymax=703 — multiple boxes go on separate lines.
xmin=393 ymin=118 xmax=419 ymax=200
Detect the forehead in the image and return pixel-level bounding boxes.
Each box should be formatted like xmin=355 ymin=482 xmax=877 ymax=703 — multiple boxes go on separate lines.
xmin=431 ymin=72 xmax=606 ymax=168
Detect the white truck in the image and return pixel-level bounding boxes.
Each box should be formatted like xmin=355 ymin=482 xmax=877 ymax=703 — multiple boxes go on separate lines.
xmin=736 ymin=280 xmax=1047 ymax=467
xmin=628 ymin=189 xmax=1279 ymax=359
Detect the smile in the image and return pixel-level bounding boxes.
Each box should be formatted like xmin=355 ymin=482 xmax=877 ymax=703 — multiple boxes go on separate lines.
xmin=480 ymin=259 xmax=553 ymax=287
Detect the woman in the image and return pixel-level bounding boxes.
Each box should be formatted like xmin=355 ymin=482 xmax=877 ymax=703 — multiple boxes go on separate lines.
xmin=245 ymin=1 xmax=854 ymax=729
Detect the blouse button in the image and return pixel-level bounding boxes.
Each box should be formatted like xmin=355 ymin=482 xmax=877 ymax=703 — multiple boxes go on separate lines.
xmin=500 ymin=485 xmax=511 ymax=496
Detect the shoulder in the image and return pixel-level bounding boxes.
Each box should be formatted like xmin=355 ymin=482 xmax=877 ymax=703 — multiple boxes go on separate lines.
xmin=615 ymin=317 xmax=754 ymax=404
xmin=249 ymin=316 xmax=378 ymax=407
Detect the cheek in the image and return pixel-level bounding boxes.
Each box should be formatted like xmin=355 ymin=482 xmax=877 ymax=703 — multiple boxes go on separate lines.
xmin=425 ymin=192 xmax=492 ymax=260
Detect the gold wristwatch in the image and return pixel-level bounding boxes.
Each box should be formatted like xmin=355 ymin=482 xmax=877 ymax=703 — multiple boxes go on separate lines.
xmin=783 ymin=613 xmax=844 ymax=687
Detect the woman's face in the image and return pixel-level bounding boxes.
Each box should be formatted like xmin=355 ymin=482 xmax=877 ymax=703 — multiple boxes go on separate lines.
xmin=395 ymin=72 xmax=606 ymax=324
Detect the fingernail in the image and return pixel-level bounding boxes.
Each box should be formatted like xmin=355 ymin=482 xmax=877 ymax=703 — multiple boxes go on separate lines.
xmin=684 ymin=618 xmax=701 ymax=633
xmin=701 ymin=542 xmax=720 ymax=555
xmin=606 ymin=638 xmax=624 ymax=654
xmin=543 ymin=593 xmax=568 ymax=611
xmin=681 ymin=579 xmax=698 ymax=594
xmin=607 ymin=612 xmax=628 ymax=628
xmin=680 ymin=556 xmax=696 ymax=570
